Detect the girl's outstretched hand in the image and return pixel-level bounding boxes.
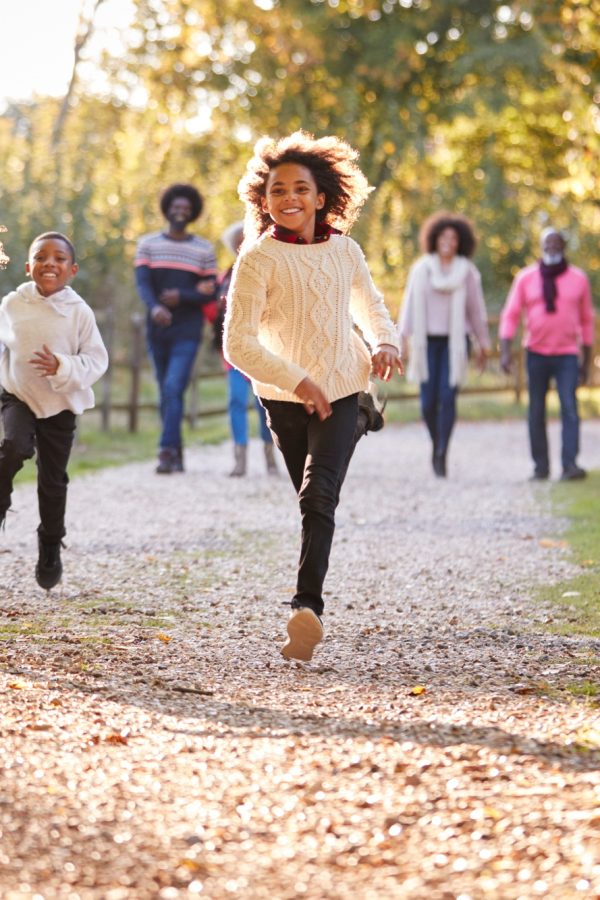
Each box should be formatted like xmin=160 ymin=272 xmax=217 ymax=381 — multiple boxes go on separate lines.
xmin=29 ymin=344 xmax=59 ymax=376
xmin=295 ymin=377 xmax=332 ymax=421
xmin=371 ymin=344 xmax=404 ymax=381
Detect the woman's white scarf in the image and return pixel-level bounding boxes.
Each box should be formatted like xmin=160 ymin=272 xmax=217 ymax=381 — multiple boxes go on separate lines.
xmin=403 ymin=253 xmax=471 ymax=387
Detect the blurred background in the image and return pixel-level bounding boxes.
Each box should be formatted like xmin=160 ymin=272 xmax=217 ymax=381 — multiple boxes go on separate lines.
xmin=0 ymin=0 xmax=598 ymax=459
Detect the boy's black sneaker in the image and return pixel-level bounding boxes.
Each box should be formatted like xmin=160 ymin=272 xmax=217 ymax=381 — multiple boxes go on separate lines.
xmin=35 ymin=537 xmax=63 ymax=591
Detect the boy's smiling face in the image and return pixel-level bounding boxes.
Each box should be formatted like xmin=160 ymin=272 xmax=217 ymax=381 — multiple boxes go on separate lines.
xmin=26 ymin=237 xmax=78 ymax=297
xmin=262 ymin=162 xmax=325 ymax=244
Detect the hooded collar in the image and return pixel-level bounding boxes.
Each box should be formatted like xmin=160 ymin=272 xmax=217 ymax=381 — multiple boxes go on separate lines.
xmin=15 ymin=281 xmax=81 ymax=317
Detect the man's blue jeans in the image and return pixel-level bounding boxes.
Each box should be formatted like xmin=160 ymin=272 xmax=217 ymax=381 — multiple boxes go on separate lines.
xmin=420 ymin=337 xmax=457 ymax=457
xmin=228 ymin=368 xmax=272 ymax=445
xmin=526 ymin=350 xmax=580 ymax=475
xmin=148 ymin=336 xmax=199 ymax=450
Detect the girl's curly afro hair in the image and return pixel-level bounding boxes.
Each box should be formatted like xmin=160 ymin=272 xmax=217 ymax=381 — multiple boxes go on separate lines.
xmin=238 ymin=131 xmax=373 ymax=241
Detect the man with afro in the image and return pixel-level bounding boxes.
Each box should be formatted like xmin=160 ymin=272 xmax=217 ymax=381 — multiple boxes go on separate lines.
xmin=135 ymin=183 xmax=217 ymax=474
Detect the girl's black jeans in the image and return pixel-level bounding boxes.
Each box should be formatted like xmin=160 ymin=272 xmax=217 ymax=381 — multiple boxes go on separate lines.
xmin=0 ymin=391 xmax=76 ymax=542
xmin=261 ymin=393 xmax=359 ymax=617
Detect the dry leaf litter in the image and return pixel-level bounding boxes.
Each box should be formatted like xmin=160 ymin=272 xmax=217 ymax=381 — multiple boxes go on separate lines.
xmin=1 ymin=419 xmax=599 ymax=900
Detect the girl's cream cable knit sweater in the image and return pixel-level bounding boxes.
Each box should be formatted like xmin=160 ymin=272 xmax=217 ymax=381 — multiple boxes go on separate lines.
xmin=224 ymin=234 xmax=399 ymax=403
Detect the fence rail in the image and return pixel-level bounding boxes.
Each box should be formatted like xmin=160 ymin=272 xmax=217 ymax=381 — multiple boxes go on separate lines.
xmin=97 ymin=314 xmax=600 ymax=433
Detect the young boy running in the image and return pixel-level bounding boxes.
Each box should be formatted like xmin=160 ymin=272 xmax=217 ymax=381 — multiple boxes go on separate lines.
xmin=0 ymin=232 xmax=108 ymax=589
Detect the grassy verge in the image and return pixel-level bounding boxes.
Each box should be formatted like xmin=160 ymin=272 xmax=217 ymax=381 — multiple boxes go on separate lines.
xmin=537 ymin=470 xmax=600 ymax=639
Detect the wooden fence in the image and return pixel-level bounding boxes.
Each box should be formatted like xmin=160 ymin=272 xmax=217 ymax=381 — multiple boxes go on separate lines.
xmin=97 ymin=314 xmax=600 ymax=433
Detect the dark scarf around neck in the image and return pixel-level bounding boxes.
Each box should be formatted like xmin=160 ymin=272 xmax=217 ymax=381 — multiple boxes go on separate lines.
xmin=539 ymin=258 xmax=568 ymax=313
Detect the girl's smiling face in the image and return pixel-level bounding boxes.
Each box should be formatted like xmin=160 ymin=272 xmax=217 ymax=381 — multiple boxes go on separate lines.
xmin=262 ymin=162 xmax=325 ymax=243
xmin=26 ymin=237 xmax=78 ymax=297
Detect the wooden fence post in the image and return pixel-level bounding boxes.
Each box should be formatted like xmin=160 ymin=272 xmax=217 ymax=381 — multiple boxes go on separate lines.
xmin=129 ymin=313 xmax=145 ymax=433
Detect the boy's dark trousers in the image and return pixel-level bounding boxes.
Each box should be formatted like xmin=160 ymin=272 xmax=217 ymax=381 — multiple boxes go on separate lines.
xmin=0 ymin=391 xmax=76 ymax=541
xmin=261 ymin=393 xmax=358 ymax=618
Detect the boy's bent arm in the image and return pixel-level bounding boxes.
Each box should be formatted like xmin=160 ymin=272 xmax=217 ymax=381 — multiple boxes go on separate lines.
xmin=48 ymin=309 xmax=109 ymax=393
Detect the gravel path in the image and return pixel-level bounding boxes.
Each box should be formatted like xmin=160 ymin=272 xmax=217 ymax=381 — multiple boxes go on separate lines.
xmin=1 ymin=418 xmax=599 ymax=899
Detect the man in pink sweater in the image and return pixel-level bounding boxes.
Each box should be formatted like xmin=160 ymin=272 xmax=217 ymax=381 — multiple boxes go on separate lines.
xmin=500 ymin=228 xmax=595 ymax=481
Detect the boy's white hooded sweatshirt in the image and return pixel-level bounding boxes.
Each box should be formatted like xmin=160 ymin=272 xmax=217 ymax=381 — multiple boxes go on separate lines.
xmin=0 ymin=281 xmax=108 ymax=418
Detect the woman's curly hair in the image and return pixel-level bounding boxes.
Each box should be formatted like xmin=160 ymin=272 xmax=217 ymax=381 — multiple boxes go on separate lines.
xmin=419 ymin=211 xmax=477 ymax=258
xmin=160 ymin=183 xmax=204 ymax=222
xmin=238 ymin=131 xmax=373 ymax=241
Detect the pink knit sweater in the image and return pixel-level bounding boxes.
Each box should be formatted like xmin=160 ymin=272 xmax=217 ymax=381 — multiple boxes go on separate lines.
xmin=499 ymin=264 xmax=594 ymax=354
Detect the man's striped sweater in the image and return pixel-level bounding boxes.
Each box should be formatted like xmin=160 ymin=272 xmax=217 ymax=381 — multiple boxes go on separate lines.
xmin=134 ymin=231 xmax=217 ymax=341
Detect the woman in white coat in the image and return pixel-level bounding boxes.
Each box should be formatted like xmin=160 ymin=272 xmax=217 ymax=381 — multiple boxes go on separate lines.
xmin=398 ymin=212 xmax=491 ymax=477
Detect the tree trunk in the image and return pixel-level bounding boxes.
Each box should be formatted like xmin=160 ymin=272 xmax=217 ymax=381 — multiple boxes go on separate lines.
xmin=51 ymin=0 xmax=108 ymax=149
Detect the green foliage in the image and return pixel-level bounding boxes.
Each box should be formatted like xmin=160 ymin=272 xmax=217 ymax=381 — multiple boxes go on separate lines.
xmin=0 ymin=0 xmax=598 ymax=334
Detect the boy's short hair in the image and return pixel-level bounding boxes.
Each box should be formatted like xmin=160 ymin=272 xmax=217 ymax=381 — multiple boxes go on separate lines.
xmin=160 ymin=183 xmax=204 ymax=222
xmin=419 ymin=212 xmax=477 ymax=258
xmin=29 ymin=232 xmax=76 ymax=263
xmin=238 ymin=130 xmax=373 ymax=240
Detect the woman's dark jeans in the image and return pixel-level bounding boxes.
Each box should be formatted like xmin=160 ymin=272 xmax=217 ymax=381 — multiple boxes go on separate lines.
xmin=0 ymin=391 xmax=76 ymax=541
xmin=526 ymin=350 xmax=580 ymax=475
xmin=261 ymin=393 xmax=358 ymax=617
xmin=420 ymin=336 xmax=457 ymax=458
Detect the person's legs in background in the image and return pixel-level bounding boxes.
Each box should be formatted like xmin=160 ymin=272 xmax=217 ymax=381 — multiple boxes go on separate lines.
xmin=553 ymin=354 xmax=585 ymax=479
xmin=255 ymin=395 xmax=278 ymax=475
xmin=147 ymin=335 xmax=170 ymax=472
xmin=434 ymin=340 xmax=457 ymax=477
xmin=420 ymin=378 xmax=437 ymax=454
xmin=151 ymin=337 xmax=199 ymax=474
xmin=420 ymin=337 xmax=446 ymax=476
xmin=228 ymin=367 xmax=249 ymax=476
xmin=526 ymin=350 xmax=552 ymax=479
